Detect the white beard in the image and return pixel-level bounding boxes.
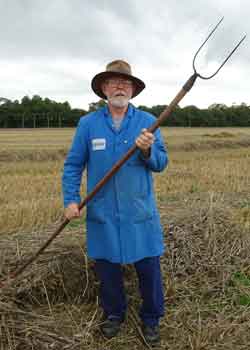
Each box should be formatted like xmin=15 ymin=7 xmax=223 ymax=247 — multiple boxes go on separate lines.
xmin=108 ymin=95 xmax=130 ymax=108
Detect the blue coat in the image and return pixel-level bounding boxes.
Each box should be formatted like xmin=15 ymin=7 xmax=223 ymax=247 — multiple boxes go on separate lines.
xmin=62 ymin=104 xmax=168 ymax=264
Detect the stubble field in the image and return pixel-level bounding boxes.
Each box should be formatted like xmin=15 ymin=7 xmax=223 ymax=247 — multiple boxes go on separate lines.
xmin=0 ymin=127 xmax=250 ymax=349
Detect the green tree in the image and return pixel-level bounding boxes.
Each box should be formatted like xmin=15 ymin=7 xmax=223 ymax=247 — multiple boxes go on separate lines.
xmin=88 ymin=99 xmax=107 ymax=112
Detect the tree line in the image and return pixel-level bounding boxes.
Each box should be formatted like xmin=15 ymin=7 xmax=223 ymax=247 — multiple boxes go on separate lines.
xmin=0 ymin=95 xmax=250 ymax=128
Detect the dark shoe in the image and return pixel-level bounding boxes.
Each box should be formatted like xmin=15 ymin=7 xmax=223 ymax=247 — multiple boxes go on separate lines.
xmin=142 ymin=324 xmax=160 ymax=345
xmin=100 ymin=316 xmax=122 ymax=339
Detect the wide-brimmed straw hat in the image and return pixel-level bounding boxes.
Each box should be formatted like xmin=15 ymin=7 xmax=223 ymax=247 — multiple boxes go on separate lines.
xmin=91 ymin=60 xmax=145 ymax=99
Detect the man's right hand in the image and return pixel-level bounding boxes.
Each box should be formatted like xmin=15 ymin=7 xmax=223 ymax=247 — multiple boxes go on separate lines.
xmin=64 ymin=203 xmax=80 ymax=220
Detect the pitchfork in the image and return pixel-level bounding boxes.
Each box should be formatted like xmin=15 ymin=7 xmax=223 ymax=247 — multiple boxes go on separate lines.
xmin=0 ymin=17 xmax=246 ymax=289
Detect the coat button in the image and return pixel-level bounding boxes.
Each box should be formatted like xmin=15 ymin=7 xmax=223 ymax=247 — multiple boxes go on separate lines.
xmin=124 ymin=140 xmax=128 ymax=143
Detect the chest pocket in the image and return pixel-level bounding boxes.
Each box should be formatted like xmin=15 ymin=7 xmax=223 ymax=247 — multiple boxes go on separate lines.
xmin=91 ymin=138 xmax=106 ymax=151
xmin=89 ymin=137 xmax=115 ymax=171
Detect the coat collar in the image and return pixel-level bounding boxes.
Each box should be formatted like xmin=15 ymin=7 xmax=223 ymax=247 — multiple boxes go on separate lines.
xmin=103 ymin=103 xmax=134 ymax=119
xmin=102 ymin=103 xmax=134 ymax=134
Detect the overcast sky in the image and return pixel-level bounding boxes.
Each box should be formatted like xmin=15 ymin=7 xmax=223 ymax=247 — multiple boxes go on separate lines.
xmin=0 ymin=0 xmax=249 ymax=110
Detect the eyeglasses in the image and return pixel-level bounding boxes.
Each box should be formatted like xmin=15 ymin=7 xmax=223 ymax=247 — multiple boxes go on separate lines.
xmin=106 ymin=78 xmax=133 ymax=88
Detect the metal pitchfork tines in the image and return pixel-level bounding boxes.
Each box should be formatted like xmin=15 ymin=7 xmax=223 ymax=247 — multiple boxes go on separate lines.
xmin=193 ymin=17 xmax=247 ymax=80
xmin=181 ymin=16 xmax=246 ymax=94
xmin=0 ymin=18 xmax=246 ymax=290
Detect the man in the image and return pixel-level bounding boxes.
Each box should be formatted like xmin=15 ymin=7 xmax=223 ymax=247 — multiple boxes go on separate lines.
xmin=62 ymin=60 xmax=168 ymax=345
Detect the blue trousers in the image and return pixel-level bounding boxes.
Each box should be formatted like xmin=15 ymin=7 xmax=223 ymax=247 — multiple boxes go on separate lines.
xmin=95 ymin=256 xmax=164 ymax=327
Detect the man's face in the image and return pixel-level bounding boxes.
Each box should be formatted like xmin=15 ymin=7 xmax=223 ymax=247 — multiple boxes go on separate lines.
xmin=102 ymin=76 xmax=134 ymax=108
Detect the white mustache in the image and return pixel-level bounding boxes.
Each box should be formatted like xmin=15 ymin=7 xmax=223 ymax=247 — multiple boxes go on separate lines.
xmin=114 ymin=92 xmax=126 ymax=97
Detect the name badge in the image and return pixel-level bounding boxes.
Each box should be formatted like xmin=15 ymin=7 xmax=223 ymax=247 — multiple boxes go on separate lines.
xmin=92 ymin=138 xmax=106 ymax=151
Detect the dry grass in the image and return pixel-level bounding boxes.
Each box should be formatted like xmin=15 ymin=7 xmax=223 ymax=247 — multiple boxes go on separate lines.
xmin=1 ymin=127 xmax=249 ymax=234
xmin=0 ymin=127 xmax=250 ymax=349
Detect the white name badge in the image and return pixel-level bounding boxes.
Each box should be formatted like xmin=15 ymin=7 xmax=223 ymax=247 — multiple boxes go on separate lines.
xmin=92 ymin=138 xmax=106 ymax=151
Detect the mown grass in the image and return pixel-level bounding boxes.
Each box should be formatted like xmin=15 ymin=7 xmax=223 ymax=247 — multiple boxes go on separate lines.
xmin=0 ymin=127 xmax=249 ymax=234
xmin=0 ymin=127 xmax=250 ymax=349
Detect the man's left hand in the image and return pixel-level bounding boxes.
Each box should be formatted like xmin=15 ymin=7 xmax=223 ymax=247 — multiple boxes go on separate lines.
xmin=136 ymin=128 xmax=155 ymax=158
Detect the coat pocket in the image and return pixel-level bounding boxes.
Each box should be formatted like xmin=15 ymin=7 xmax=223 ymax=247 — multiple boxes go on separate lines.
xmin=87 ymin=196 xmax=106 ymax=223
xmin=133 ymin=196 xmax=154 ymax=223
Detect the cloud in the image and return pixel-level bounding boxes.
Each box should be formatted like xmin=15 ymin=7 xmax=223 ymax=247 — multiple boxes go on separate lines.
xmin=0 ymin=0 xmax=249 ymax=108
